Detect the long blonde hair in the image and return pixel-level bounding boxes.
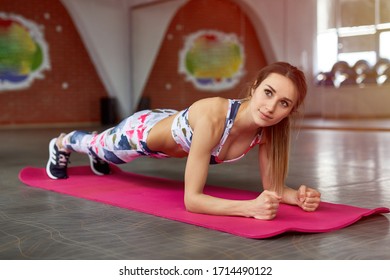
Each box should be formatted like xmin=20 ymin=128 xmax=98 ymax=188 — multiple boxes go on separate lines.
xmin=245 ymin=62 xmax=307 ymax=194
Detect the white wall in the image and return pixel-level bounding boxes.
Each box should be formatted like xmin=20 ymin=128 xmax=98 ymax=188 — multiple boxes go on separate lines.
xmin=130 ymin=0 xmax=187 ymax=109
xmin=61 ymin=0 xmax=187 ymax=117
xmin=61 ymin=0 xmax=132 ymax=117
xmin=60 ymin=0 xmax=390 ymax=119
xmin=238 ymin=0 xmax=320 ymax=115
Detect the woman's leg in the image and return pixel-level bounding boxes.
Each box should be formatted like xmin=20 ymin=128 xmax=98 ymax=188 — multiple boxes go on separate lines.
xmin=46 ymin=110 xmax=159 ymax=179
xmin=46 ymin=129 xmax=112 ymax=179
xmin=46 ymin=109 xmax=177 ymax=179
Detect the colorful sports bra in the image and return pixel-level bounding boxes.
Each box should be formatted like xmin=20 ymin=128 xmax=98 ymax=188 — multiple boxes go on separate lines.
xmin=171 ymin=99 xmax=262 ymax=164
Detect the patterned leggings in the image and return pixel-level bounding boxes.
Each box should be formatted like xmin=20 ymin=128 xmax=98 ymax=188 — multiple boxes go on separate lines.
xmin=61 ymin=109 xmax=177 ymax=164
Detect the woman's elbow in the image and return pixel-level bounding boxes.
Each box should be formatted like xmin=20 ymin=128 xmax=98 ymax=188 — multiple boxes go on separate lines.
xmin=184 ymin=194 xmax=200 ymax=213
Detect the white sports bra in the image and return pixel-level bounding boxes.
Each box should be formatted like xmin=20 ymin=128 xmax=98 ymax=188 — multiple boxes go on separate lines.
xmin=171 ymin=99 xmax=262 ymax=164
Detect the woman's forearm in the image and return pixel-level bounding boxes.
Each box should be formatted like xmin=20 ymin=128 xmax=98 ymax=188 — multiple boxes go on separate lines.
xmin=184 ymin=192 xmax=250 ymax=217
xmin=184 ymin=190 xmax=281 ymax=220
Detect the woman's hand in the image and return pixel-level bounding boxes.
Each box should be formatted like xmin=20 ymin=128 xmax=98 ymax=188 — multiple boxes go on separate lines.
xmin=297 ymin=185 xmax=321 ymax=212
xmin=249 ymin=190 xmax=281 ymax=220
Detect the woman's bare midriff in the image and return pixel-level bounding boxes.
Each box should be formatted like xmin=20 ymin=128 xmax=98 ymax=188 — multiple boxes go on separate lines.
xmin=146 ymin=113 xmax=188 ymax=158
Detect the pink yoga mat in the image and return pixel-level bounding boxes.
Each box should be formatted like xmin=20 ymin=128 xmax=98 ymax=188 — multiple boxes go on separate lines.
xmin=19 ymin=166 xmax=389 ymax=239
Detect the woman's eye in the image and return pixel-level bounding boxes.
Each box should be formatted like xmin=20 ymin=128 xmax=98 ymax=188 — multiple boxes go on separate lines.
xmin=265 ymin=89 xmax=272 ymax=96
xmin=281 ymin=100 xmax=289 ymax=108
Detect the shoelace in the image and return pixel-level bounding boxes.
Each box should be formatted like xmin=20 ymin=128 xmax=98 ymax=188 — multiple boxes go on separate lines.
xmin=57 ymin=152 xmax=70 ymax=168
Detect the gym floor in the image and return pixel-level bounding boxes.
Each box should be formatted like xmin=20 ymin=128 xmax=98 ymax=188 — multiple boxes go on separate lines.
xmin=1 ymin=122 xmax=389 ymax=259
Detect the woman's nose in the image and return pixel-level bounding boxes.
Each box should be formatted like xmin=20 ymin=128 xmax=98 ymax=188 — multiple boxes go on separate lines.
xmin=265 ymin=100 xmax=277 ymax=113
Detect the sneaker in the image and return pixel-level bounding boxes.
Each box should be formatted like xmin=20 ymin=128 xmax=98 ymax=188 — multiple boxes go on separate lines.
xmin=88 ymin=150 xmax=110 ymax=176
xmin=46 ymin=138 xmax=70 ymax=179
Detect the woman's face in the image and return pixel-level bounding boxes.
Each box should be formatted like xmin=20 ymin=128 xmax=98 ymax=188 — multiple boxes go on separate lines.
xmin=249 ymin=73 xmax=298 ymax=127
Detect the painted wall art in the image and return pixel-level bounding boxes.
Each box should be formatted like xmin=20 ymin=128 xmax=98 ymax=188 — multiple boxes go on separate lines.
xmin=179 ymin=30 xmax=245 ymax=91
xmin=0 ymin=13 xmax=50 ymax=91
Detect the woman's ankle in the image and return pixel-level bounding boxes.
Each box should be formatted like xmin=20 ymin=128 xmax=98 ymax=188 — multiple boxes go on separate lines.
xmin=56 ymin=133 xmax=68 ymax=151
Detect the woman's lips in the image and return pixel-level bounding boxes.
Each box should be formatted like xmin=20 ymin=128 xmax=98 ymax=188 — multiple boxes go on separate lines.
xmin=259 ymin=110 xmax=273 ymax=120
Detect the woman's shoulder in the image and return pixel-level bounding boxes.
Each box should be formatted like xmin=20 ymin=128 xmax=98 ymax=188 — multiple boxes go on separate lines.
xmin=191 ymin=97 xmax=229 ymax=113
xmin=189 ymin=97 xmax=228 ymax=127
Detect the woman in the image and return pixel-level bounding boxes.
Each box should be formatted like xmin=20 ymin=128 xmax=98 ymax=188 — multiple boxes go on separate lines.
xmin=46 ymin=62 xmax=321 ymax=220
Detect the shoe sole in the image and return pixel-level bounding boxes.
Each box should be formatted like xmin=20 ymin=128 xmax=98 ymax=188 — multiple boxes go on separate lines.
xmin=46 ymin=138 xmax=59 ymax=180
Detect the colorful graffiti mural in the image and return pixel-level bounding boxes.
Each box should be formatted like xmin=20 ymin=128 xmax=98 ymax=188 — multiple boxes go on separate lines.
xmin=179 ymin=30 xmax=245 ymax=91
xmin=0 ymin=13 xmax=50 ymax=91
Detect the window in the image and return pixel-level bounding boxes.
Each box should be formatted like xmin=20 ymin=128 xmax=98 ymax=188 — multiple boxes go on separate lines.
xmin=316 ymin=0 xmax=390 ymax=86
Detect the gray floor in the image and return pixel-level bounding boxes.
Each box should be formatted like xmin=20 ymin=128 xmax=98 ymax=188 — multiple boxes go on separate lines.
xmin=0 ymin=125 xmax=389 ymax=259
